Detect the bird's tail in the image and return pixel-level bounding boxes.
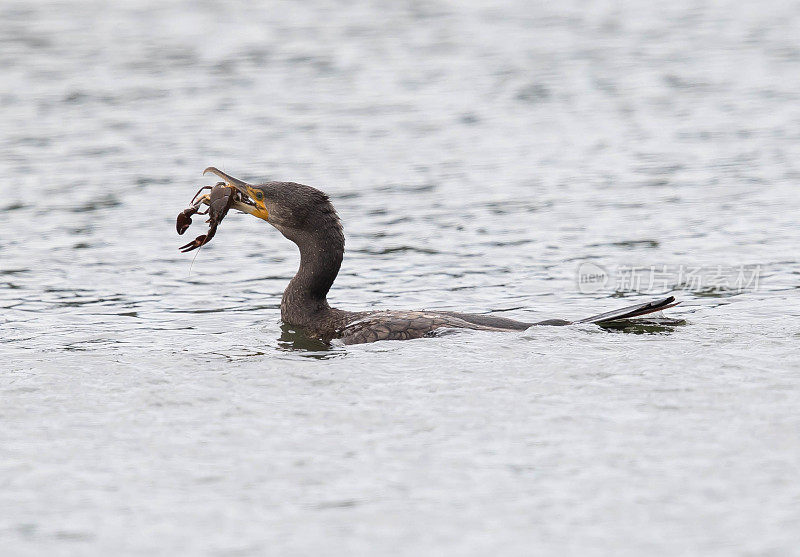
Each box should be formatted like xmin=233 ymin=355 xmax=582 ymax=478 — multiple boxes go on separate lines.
xmin=574 ymin=296 xmax=680 ymax=324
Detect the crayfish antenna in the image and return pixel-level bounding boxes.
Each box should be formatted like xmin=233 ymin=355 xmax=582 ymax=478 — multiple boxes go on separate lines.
xmin=188 ymin=244 xmax=202 ymax=277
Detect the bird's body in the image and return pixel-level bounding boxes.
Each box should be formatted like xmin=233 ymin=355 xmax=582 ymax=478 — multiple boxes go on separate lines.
xmin=338 ymin=310 xmax=532 ymax=344
xmin=195 ymin=168 xmax=679 ymax=345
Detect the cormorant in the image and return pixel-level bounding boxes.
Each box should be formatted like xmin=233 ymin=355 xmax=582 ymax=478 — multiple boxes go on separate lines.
xmin=200 ymin=167 xmax=679 ymax=345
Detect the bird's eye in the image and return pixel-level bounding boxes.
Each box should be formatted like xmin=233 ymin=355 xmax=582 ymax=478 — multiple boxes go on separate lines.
xmin=255 ymin=191 xmax=264 ymax=201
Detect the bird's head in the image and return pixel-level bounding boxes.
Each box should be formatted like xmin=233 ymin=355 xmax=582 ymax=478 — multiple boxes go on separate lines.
xmin=202 ymin=167 xmax=341 ymax=244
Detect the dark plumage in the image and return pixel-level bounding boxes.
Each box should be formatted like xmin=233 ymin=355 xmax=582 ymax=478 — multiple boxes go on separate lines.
xmin=200 ymin=168 xmax=679 ymax=345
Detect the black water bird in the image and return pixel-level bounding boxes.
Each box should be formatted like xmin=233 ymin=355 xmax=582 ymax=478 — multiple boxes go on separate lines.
xmin=201 ymin=167 xmax=679 ymax=345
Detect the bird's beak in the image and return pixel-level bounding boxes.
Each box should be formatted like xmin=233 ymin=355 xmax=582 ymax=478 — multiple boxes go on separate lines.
xmin=202 ymin=167 xmax=269 ymax=221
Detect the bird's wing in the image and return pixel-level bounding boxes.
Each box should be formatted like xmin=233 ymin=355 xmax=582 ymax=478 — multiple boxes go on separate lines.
xmin=339 ymin=311 xmax=496 ymax=345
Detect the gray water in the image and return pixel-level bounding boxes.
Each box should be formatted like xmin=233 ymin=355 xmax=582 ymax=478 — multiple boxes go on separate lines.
xmin=2 ymin=1 xmax=800 ymax=555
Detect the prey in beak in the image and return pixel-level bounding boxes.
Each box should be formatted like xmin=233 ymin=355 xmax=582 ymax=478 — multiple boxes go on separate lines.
xmin=203 ymin=167 xmax=269 ymax=221
xmin=175 ymin=167 xmax=269 ymax=253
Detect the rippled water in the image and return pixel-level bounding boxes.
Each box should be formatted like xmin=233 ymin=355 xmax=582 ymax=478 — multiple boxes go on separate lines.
xmin=2 ymin=1 xmax=800 ymax=554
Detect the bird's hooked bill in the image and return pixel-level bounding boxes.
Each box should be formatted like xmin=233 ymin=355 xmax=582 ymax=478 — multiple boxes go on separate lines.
xmin=203 ymin=167 xmax=250 ymax=193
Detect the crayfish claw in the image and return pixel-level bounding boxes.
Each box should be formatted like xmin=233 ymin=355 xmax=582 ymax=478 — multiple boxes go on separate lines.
xmin=176 ymin=208 xmax=197 ymax=235
xmin=179 ymin=235 xmax=207 ymax=252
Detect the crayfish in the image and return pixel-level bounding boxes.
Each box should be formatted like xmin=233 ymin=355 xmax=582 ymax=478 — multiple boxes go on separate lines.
xmin=176 ymin=182 xmax=237 ymax=252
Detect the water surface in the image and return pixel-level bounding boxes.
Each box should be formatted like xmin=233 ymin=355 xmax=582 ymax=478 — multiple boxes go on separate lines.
xmin=2 ymin=1 xmax=799 ymax=555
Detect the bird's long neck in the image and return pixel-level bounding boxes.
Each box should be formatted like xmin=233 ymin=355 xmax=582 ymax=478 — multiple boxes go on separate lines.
xmin=280 ymin=219 xmax=345 ymax=329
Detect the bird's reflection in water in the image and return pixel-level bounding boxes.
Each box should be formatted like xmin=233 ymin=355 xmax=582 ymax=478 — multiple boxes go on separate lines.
xmin=277 ymin=323 xmax=345 ymax=359
xmin=599 ymin=317 xmax=687 ymax=335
